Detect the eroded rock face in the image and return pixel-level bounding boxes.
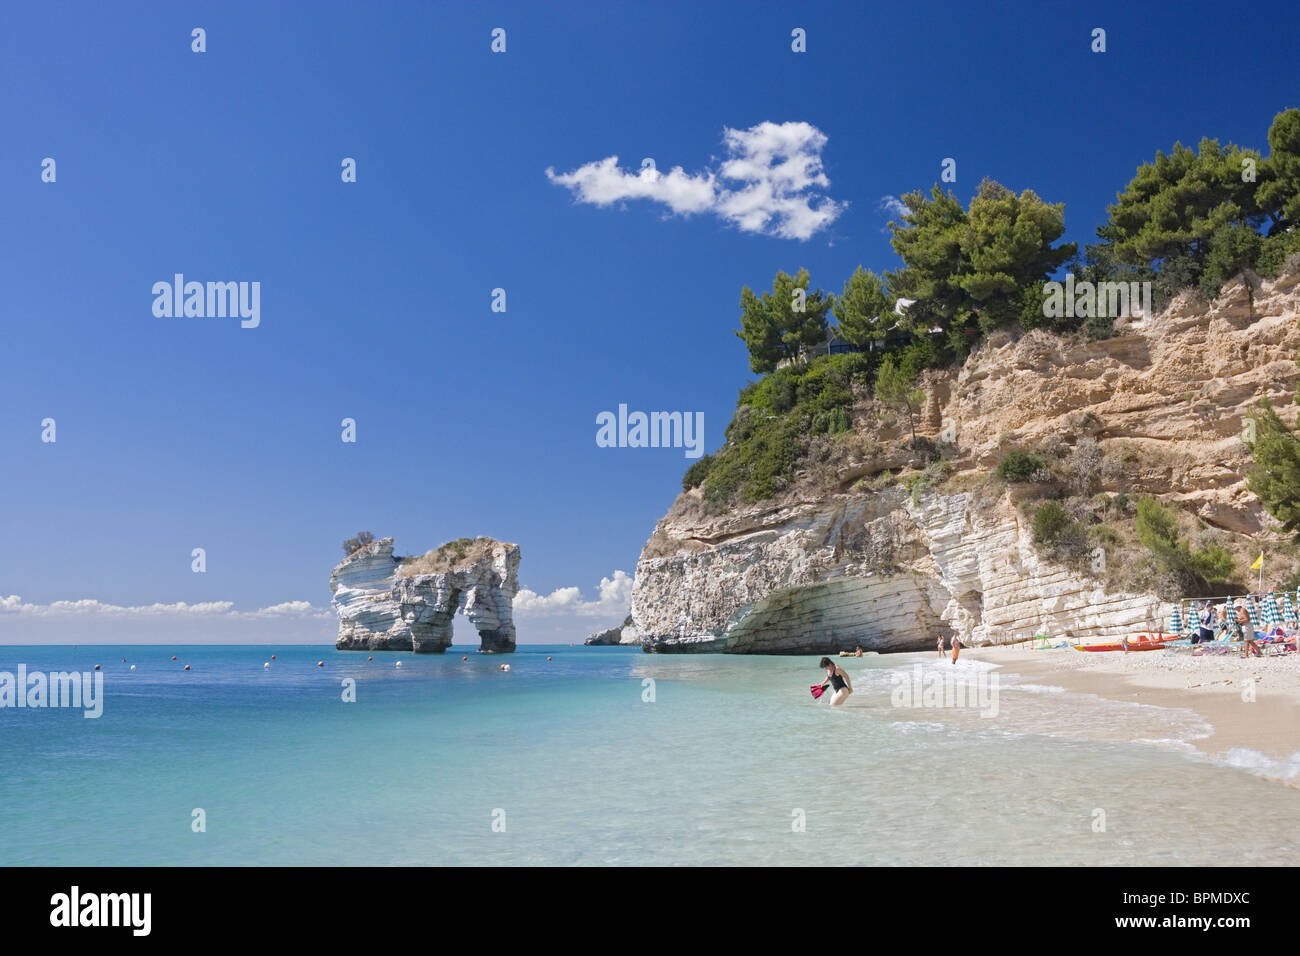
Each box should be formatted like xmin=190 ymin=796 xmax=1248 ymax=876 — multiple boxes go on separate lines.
xmin=584 ymin=615 xmax=641 ymax=645
xmin=632 ymin=269 xmax=1300 ymax=653
xmin=330 ymin=537 xmax=520 ymax=653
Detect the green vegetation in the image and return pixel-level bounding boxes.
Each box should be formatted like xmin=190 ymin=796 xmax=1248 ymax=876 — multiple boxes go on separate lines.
xmin=735 ymin=268 xmax=833 ymax=374
xmin=1031 ymin=500 xmax=1088 ymax=561
xmin=902 ymin=459 xmax=952 ymax=504
xmin=834 ymin=266 xmax=892 ymax=349
xmin=1088 ymin=108 xmax=1300 ymax=304
xmin=342 ymin=531 xmax=375 ymax=555
xmin=701 ymin=352 xmax=872 ymax=511
xmin=1134 ymin=498 xmax=1234 ymax=590
xmin=1247 ymin=400 xmax=1300 ymax=539
xmin=888 ymin=179 xmax=1075 ymax=356
xmin=874 ymin=354 xmax=925 ymax=447
xmin=995 ymin=450 xmax=1046 ymax=483
xmin=435 ymin=537 xmax=475 ymax=566
xmin=681 ymin=454 xmax=715 ymax=492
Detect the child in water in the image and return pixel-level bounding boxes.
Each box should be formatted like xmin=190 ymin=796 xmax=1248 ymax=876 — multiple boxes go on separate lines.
xmin=818 ymin=657 xmax=853 ymax=706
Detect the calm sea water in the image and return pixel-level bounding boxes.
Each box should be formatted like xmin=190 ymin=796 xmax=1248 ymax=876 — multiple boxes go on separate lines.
xmin=0 ymin=644 xmax=1296 ymax=866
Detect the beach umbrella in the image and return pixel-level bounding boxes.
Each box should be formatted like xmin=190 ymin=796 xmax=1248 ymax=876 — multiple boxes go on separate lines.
xmin=1262 ymin=592 xmax=1280 ymax=631
xmin=1284 ymin=592 xmax=1297 ymax=624
xmin=1168 ymin=602 xmax=1182 ymax=636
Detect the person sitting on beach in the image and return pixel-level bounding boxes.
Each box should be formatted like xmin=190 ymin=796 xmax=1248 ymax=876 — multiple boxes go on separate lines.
xmin=818 ymin=657 xmax=853 ymax=707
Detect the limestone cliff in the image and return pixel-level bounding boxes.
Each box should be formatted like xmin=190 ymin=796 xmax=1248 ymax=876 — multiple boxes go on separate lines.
xmin=632 ymin=268 xmax=1300 ymax=653
xmin=330 ymin=537 xmax=520 ymax=653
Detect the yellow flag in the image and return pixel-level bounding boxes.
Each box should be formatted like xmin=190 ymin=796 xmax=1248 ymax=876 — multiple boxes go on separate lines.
xmin=1250 ymin=552 xmax=1264 ymax=571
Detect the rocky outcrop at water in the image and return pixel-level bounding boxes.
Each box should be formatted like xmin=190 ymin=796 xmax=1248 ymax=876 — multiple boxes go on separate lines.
xmin=632 ymin=269 xmax=1300 ymax=653
xmin=330 ymin=537 xmax=520 ymax=653
xmin=584 ymin=614 xmax=642 ymax=645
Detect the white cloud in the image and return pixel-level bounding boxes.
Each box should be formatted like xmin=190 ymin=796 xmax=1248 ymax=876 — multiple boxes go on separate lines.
xmin=878 ymin=195 xmax=909 ymax=220
xmin=514 ymin=570 xmax=633 ymax=618
xmin=0 ymin=594 xmax=330 ymax=619
xmin=546 ymin=121 xmax=845 ymax=240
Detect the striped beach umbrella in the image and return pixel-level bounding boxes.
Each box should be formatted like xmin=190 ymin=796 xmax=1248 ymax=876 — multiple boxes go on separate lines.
xmin=1263 ymin=591 xmax=1280 ymax=631
xmin=1284 ymin=592 xmax=1297 ymax=624
xmin=1168 ymin=602 xmax=1182 ymax=636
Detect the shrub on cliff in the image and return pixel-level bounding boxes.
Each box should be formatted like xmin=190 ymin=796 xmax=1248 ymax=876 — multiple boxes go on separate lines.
xmin=397 ymin=536 xmax=500 ymax=576
xmin=342 ymin=531 xmax=375 ymax=555
xmin=875 ymin=354 xmax=924 ymax=447
xmin=698 ymin=353 xmax=872 ymax=511
xmin=995 ymin=450 xmax=1046 ymax=483
xmin=681 ymin=454 xmax=715 ymax=492
xmin=1031 ymin=501 xmax=1089 ymax=563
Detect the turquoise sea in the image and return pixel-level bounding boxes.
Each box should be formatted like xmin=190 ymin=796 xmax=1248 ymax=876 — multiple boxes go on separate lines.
xmin=1 ymin=644 xmax=1297 ymax=866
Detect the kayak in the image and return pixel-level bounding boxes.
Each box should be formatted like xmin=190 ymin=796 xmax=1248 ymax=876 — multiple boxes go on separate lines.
xmin=1072 ymin=632 xmax=1179 ymax=652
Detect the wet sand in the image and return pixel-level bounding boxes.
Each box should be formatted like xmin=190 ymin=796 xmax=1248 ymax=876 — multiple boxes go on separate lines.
xmin=973 ymin=644 xmax=1300 ymax=776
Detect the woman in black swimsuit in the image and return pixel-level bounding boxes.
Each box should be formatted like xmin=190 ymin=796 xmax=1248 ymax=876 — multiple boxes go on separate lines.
xmin=818 ymin=657 xmax=853 ymax=706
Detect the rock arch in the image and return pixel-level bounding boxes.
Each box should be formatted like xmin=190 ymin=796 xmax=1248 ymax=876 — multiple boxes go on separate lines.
xmin=331 ymin=537 xmax=520 ymax=653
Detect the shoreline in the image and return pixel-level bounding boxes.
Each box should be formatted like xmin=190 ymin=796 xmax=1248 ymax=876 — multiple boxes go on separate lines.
xmin=971 ymin=645 xmax=1300 ymax=786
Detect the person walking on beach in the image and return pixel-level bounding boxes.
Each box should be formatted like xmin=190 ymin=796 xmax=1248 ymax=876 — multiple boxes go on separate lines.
xmin=950 ymin=634 xmax=961 ymax=664
xmin=936 ymin=635 xmax=945 ymax=658
xmin=818 ymin=657 xmax=853 ymax=707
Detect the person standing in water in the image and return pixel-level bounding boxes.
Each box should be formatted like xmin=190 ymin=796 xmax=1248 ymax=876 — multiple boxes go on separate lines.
xmin=818 ymin=657 xmax=853 ymax=706
xmin=936 ymin=635 xmax=945 ymax=658
xmin=950 ymin=634 xmax=961 ymax=664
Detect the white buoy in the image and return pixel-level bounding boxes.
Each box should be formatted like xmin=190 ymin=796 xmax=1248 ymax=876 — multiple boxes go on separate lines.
xmin=501 ymin=664 xmax=511 ymax=672
xmin=395 ymin=661 xmax=403 ymax=668
xmin=264 ymin=662 xmax=270 ymax=669
xmin=129 ymin=665 xmax=136 ymax=671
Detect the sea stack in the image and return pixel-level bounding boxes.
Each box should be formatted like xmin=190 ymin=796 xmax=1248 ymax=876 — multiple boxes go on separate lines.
xmin=330 ymin=536 xmax=520 ymax=653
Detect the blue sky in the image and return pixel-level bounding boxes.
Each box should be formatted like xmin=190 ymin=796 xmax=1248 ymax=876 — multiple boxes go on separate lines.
xmin=2 ymin=0 xmax=1298 ymax=644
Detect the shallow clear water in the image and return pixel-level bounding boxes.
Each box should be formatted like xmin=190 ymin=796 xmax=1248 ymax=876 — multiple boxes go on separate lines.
xmin=0 ymin=644 xmax=1296 ymax=865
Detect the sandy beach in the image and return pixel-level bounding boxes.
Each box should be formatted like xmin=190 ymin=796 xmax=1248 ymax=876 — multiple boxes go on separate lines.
xmin=973 ymin=644 xmax=1300 ymax=783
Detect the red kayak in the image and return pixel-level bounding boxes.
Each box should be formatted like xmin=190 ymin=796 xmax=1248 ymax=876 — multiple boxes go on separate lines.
xmin=1072 ymin=632 xmax=1179 ymax=652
